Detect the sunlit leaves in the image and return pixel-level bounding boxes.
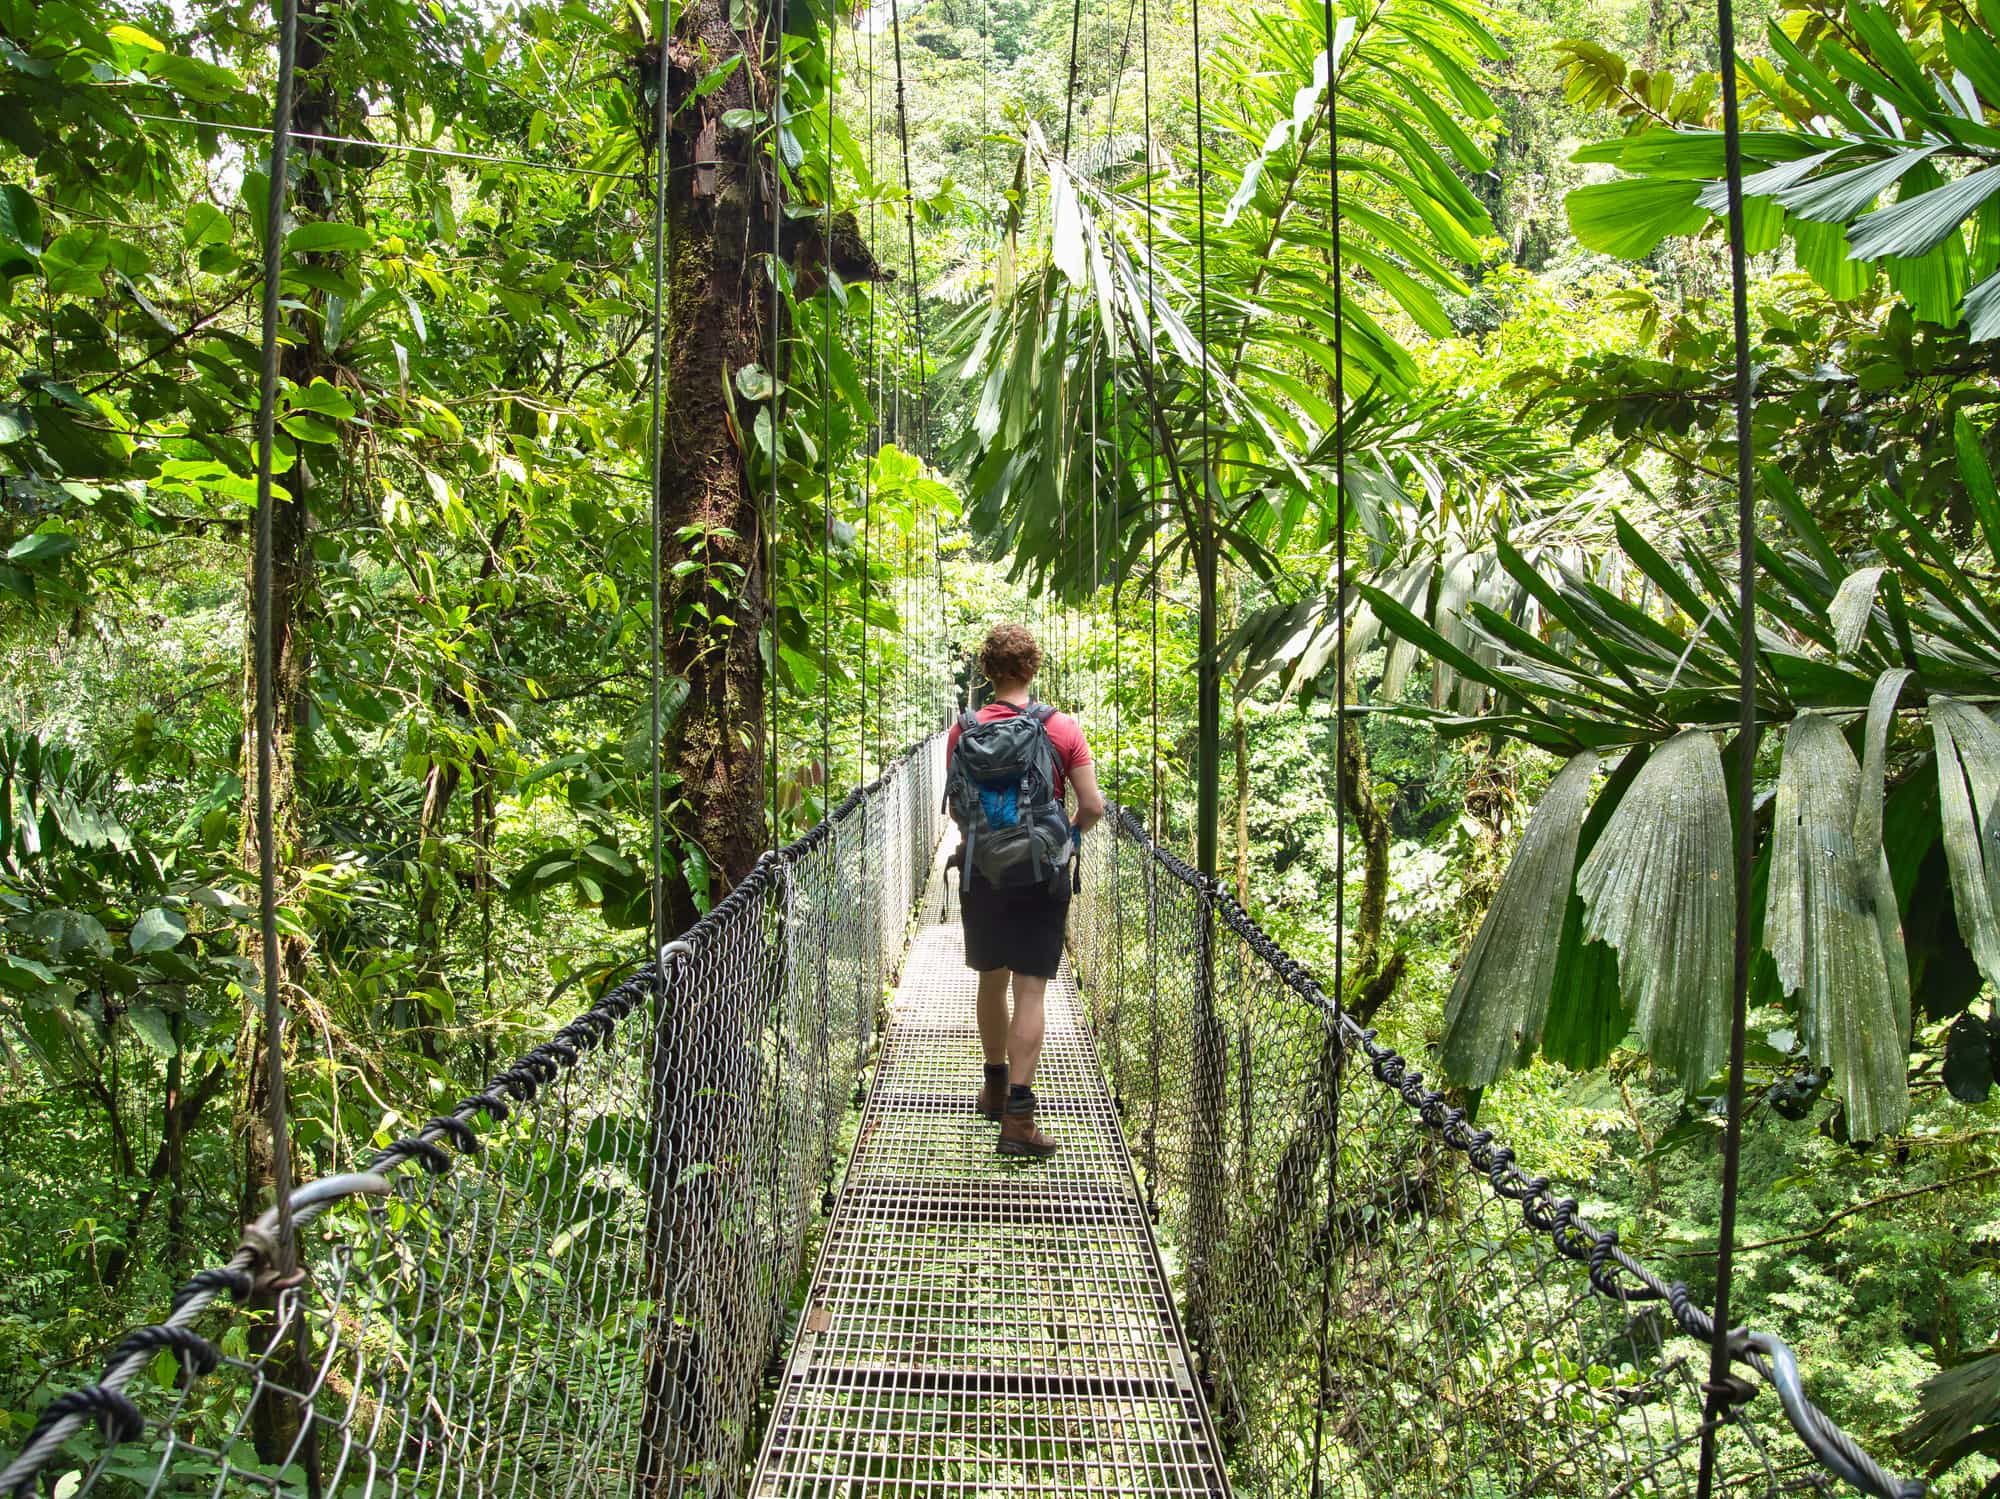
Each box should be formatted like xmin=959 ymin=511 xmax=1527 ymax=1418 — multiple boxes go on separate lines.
xmin=1561 ymin=4 xmax=2000 ymax=335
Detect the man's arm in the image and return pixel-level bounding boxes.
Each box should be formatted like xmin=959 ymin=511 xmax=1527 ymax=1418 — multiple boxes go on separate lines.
xmin=1068 ymin=760 xmax=1106 ymax=834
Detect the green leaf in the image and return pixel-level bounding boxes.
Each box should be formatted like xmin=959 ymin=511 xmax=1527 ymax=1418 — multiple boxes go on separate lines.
xmin=1765 ymin=712 xmax=1908 ymax=1139
xmin=126 ymin=1005 xmax=177 ymax=1056
xmin=1441 ymin=751 xmax=1597 ymax=1087
xmin=1575 ymin=729 xmax=1732 ymax=1090
xmin=130 ymin=906 xmax=187 ymax=954
xmin=1772 ymin=144 xmax=1943 ymax=223
xmin=6 ymin=530 xmax=76 ymax=566
xmin=0 ymin=184 xmax=42 ymax=258
xmin=1850 ymin=164 xmax=2000 ymax=262
xmin=1828 ymin=565 xmax=1887 ymax=658
xmin=1566 ymin=178 xmax=1708 ymax=259
xmin=1931 ymin=697 xmax=2000 ymax=991
xmin=285 ymin=222 xmax=373 ymax=257
xmin=1544 ymin=744 xmax=1650 ymax=1070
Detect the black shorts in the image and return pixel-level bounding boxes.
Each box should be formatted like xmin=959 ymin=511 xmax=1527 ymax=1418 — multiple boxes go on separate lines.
xmin=961 ymin=871 xmax=1070 ymax=979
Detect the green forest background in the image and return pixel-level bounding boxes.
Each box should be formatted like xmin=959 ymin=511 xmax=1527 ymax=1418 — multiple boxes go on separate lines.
xmin=7 ymin=0 xmax=2000 ymax=1486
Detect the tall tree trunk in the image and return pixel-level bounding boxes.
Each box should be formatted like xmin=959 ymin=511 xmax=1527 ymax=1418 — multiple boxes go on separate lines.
xmin=641 ymin=9 xmax=777 ymax=1493
xmin=235 ymin=0 xmax=335 ymax=1233
xmin=236 ymin=9 xmax=339 ymax=1481
xmin=653 ymin=5 xmax=774 ymax=934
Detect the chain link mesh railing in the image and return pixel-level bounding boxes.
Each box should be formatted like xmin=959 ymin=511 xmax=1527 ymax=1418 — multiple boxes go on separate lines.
xmin=1 ymin=735 xmax=947 ymax=1499
xmin=1071 ymin=805 xmax=1922 ymax=1499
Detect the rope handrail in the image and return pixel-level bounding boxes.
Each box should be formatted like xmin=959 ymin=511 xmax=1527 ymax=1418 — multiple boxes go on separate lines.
xmin=1 ymin=732 xmax=947 ymax=1499
xmin=1095 ymin=800 xmax=1923 ymax=1499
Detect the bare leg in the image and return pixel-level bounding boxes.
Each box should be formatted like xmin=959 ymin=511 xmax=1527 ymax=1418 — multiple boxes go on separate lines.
xmin=1008 ymin=973 xmax=1048 ymax=1087
xmin=976 ymin=967 xmax=1011 ymax=1066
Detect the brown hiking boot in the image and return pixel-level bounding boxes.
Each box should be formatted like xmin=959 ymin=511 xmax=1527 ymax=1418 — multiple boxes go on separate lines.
xmin=998 ymin=1090 xmax=1059 ymax=1159
xmin=978 ymin=1065 xmax=1008 ymax=1121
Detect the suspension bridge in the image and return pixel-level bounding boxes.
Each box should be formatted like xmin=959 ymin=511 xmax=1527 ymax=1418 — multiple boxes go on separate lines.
xmin=0 ymin=732 xmax=1921 ymax=1498
xmin=0 ymin=0 xmax=1931 ymax=1480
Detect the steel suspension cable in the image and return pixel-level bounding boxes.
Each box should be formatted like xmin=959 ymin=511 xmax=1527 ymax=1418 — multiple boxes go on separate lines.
xmin=767 ymin=0 xmax=787 ymax=850
xmin=1139 ymin=0 xmax=1164 ymax=1205
xmin=867 ymin=10 xmax=883 ymax=772
xmin=1190 ymin=0 xmax=1218 ymax=880
xmin=250 ymin=0 xmax=303 ymax=1266
xmin=816 ymin=0 xmax=839 ymax=1214
xmin=888 ymin=0 xmax=930 ymax=727
xmin=647 ymin=0 xmax=673 ymax=966
xmin=1308 ymin=0 xmax=1350 ymax=1488
xmin=1696 ymin=0 xmax=1761 ymax=1487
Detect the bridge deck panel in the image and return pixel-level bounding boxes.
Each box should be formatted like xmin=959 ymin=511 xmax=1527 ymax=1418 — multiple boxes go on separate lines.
xmin=752 ymin=908 xmax=1230 ymax=1497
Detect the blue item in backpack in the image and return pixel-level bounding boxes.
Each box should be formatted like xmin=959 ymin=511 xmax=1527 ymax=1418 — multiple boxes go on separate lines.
xmin=977 ymin=783 xmax=1020 ymax=829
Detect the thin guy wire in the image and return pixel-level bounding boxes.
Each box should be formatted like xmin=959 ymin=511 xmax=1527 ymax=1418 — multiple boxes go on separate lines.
xmin=1190 ymin=0 xmax=1217 ymax=879
xmin=125 ymin=113 xmax=640 ymax=180
xmin=647 ymin=0 xmax=672 ymax=962
xmin=767 ymin=0 xmax=786 ymax=852
xmin=1309 ymin=0 xmax=1349 ymax=1486
xmin=250 ymin=0 xmax=302 ymax=1265
xmin=1062 ymin=0 xmax=1084 ymax=161
xmin=1698 ymin=0 xmax=1761 ymax=1485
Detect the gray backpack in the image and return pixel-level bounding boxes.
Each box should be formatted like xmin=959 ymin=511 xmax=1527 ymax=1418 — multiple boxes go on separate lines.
xmin=943 ymin=703 xmax=1073 ymax=893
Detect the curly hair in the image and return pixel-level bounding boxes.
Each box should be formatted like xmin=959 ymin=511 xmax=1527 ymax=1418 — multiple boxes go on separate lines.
xmin=978 ymin=623 xmax=1042 ymax=688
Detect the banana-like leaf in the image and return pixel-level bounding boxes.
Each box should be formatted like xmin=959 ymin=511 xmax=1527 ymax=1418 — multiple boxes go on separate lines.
xmin=1575 ymin=728 xmax=1732 ymax=1090
xmin=1441 ymin=751 xmax=1597 ymax=1086
xmin=1766 ymin=709 xmax=1908 ymax=1138
xmin=1932 ymin=696 xmax=2000 ymax=989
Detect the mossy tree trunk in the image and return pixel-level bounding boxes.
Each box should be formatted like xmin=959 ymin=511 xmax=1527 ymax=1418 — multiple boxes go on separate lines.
xmin=654 ymin=0 xmax=775 ymax=936
xmin=640 ymin=5 xmax=777 ymax=1491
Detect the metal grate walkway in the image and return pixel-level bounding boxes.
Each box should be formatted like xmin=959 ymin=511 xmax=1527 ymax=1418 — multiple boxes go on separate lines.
xmin=752 ymin=881 xmax=1232 ymax=1497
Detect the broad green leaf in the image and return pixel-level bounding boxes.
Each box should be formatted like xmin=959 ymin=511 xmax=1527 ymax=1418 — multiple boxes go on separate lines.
xmin=1858 ymin=668 xmax=1912 ymax=1040
xmin=1441 ymin=751 xmax=1597 ymax=1086
xmin=1931 ymin=697 xmax=2000 ymax=989
xmin=130 ymin=906 xmax=187 ymax=954
xmin=1544 ymin=744 xmax=1651 ymax=1070
xmin=1957 ymin=412 xmax=2000 ymax=563
xmin=6 ymin=530 xmax=76 ymax=566
xmin=1829 ymin=565 xmax=1887 ymax=657
xmin=0 ymin=184 xmax=41 ymax=258
xmin=126 ymin=1005 xmax=177 ymax=1055
xmin=285 ymin=222 xmax=373 ymax=257
xmin=1576 ymin=729 xmax=1732 ymax=1090
xmin=1765 ymin=712 xmax=1908 ymax=1139
xmin=1566 ymin=179 xmax=1708 ymax=259
xmin=1792 ymin=216 xmax=1876 ymax=300
xmin=1851 ymin=165 xmax=2000 ymax=261
xmin=1773 ymin=144 xmax=1942 ymax=223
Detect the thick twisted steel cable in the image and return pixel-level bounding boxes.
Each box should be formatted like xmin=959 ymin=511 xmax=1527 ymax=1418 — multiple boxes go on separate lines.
xmin=1309 ymin=0 xmax=1350 ymax=1486
xmin=647 ymin=0 xmax=673 ymax=970
xmin=767 ymin=0 xmax=787 ymax=850
xmin=1698 ymin=0 xmax=1762 ymax=1488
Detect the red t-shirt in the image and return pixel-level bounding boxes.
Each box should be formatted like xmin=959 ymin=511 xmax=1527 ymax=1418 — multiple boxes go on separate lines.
xmin=945 ymin=701 xmax=1093 ymax=798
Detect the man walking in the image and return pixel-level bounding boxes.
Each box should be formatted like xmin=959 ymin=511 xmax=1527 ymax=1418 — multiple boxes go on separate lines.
xmin=943 ymin=624 xmax=1105 ymax=1159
